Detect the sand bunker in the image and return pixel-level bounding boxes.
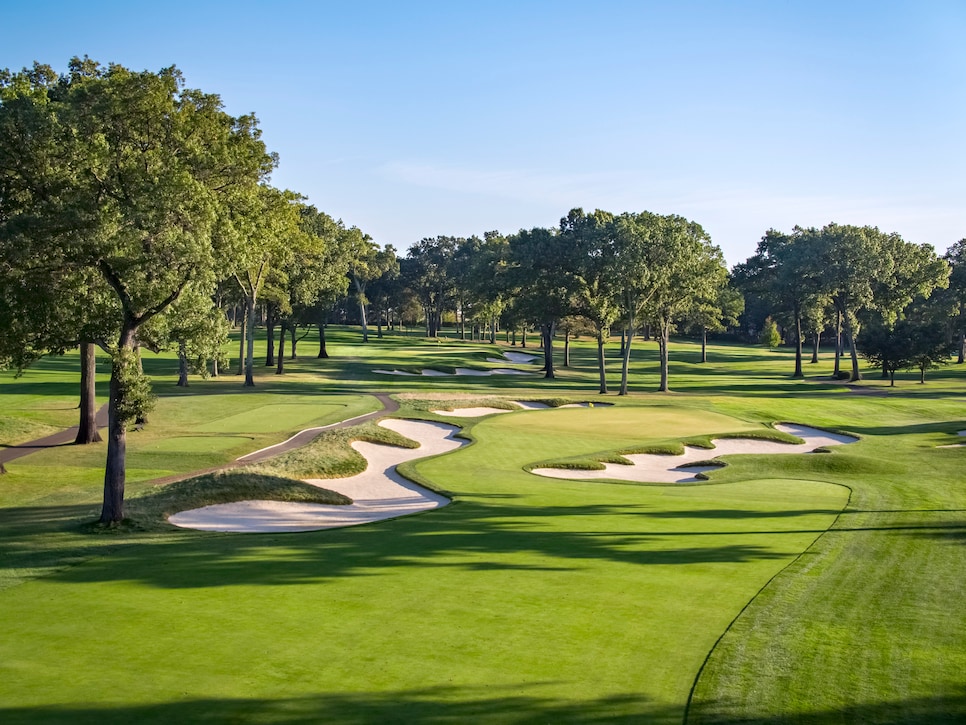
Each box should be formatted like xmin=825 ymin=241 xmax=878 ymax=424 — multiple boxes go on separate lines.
xmin=168 ymin=419 xmax=465 ymax=533
xmin=486 ymin=351 xmax=539 ymax=364
xmin=531 ymin=424 xmax=857 ymax=484
xmin=430 ymin=400 xmax=613 ymax=416
xmin=375 ymin=367 xmax=533 ymax=377
xmin=432 ymin=407 xmax=514 ymax=417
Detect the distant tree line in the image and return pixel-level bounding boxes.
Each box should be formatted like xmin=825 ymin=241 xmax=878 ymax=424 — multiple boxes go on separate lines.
xmin=733 ymin=225 xmax=962 ymax=385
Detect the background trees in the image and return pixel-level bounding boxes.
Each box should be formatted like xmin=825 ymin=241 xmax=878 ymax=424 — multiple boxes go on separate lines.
xmin=737 ymin=223 xmax=953 ymax=383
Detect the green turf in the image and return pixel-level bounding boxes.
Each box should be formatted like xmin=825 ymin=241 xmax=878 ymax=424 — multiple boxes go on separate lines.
xmin=0 ymin=327 xmax=964 ymax=723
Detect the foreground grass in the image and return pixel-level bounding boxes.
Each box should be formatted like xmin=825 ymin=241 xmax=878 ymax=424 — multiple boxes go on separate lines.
xmin=0 ymin=328 xmax=964 ymax=723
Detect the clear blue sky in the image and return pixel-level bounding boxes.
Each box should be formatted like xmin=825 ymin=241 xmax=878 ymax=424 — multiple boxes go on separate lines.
xmin=3 ymin=0 xmax=964 ymax=266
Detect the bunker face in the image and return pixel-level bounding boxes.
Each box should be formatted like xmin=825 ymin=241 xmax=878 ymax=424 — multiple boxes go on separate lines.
xmin=168 ymin=419 xmax=465 ymax=533
xmin=531 ymin=424 xmax=857 ymax=484
xmin=430 ymin=400 xmax=612 ymax=417
xmin=374 ymin=368 xmax=533 ymax=376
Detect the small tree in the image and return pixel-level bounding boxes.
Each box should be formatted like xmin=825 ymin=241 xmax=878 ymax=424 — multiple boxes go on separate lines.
xmin=760 ymin=317 xmax=781 ymax=349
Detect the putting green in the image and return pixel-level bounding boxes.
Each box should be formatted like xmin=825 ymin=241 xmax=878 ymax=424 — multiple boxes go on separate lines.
xmin=493 ymin=405 xmax=760 ymax=448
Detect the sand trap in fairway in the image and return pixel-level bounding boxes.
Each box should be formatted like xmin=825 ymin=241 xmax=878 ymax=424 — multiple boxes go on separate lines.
xmin=487 ymin=351 xmax=539 ymax=364
xmin=431 ymin=400 xmax=613 ymax=416
xmin=168 ymin=419 xmax=465 ymax=533
xmin=532 ymin=423 xmax=857 ymax=484
xmin=432 ymin=407 xmax=513 ymax=417
xmin=374 ymin=367 xmax=533 ymax=377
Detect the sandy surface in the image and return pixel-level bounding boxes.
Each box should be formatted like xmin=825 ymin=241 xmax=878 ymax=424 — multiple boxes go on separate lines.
xmin=531 ymin=423 xmax=857 ymax=484
xmin=431 ymin=400 xmax=613 ymax=416
xmin=432 ymin=407 xmax=514 ymax=417
xmin=500 ymin=351 xmax=539 ymax=363
xmin=169 ymin=419 xmax=465 ymax=533
xmin=375 ymin=367 xmax=533 ymax=376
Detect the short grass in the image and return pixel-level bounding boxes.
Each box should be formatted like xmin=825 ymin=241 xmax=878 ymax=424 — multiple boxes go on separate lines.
xmin=0 ymin=326 xmax=964 ymax=723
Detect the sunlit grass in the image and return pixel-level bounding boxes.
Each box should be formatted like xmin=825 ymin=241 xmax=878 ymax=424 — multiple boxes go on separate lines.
xmin=0 ymin=326 xmax=964 ymax=723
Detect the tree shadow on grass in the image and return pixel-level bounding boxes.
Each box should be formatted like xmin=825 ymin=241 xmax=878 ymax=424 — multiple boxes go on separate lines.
xmin=688 ymin=685 xmax=966 ymax=724
xmin=0 ymin=499 xmax=840 ymax=590
xmin=0 ymin=686 xmax=679 ymax=725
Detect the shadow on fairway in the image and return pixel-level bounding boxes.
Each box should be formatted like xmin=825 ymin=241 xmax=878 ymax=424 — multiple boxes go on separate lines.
xmin=0 ymin=500 xmax=856 ymax=590
xmin=0 ymin=688 xmax=677 ymax=725
xmin=688 ymin=685 xmax=966 ymax=724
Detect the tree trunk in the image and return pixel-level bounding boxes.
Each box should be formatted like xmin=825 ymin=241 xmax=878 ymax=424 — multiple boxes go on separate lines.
xmin=245 ymin=298 xmax=256 ymax=386
xmin=100 ymin=326 xmax=136 ymax=524
xmin=890 ymin=370 xmax=895 ymax=386
xmin=236 ymin=307 xmax=247 ymax=375
xmin=521 ymin=328 xmax=527 ymax=348
xmin=490 ymin=318 xmax=496 ymax=344
xmin=700 ymin=328 xmax=708 ymax=363
xmin=542 ymin=321 xmax=555 ymax=379
xmin=658 ymin=320 xmax=670 ymax=392
xmin=290 ymin=324 xmax=298 ymax=359
xmin=920 ymin=364 xmax=926 ymax=384
xmin=833 ymin=310 xmax=842 ymax=377
xmin=958 ymin=327 xmax=965 ymax=364
xmin=841 ymin=313 xmax=861 ymax=382
xmin=564 ymin=330 xmax=571 ymax=367
xmin=811 ymin=330 xmax=820 ymax=364
xmin=792 ymin=311 xmax=804 ymax=379
xmin=177 ymin=341 xmax=189 ymax=387
xmin=318 ymin=324 xmax=329 ymax=358
xmin=619 ymin=309 xmax=635 ymax=396
xmin=276 ymin=321 xmax=286 ymax=374
xmin=75 ymin=342 xmax=102 ymax=444
xmin=265 ymin=311 xmax=275 ymax=366
xmin=358 ymin=298 xmax=369 ymax=343
xmin=134 ymin=348 xmax=148 ymax=428
xmin=597 ymin=331 xmax=608 ymax=394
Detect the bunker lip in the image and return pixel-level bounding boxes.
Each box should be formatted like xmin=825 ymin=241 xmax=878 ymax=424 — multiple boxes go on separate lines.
xmin=531 ymin=423 xmax=858 ymax=484
xmin=168 ymin=419 xmax=465 ymax=533
xmin=374 ymin=367 xmax=533 ymax=376
xmin=430 ymin=401 xmax=614 ymax=416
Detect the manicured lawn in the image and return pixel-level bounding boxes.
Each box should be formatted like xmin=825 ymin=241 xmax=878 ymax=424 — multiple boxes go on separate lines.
xmin=0 ymin=328 xmax=964 ymax=723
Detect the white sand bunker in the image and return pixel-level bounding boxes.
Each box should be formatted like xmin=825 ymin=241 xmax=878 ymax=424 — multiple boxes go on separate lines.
xmin=433 ymin=407 xmax=514 ymax=417
xmin=168 ymin=419 xmax=465 ymax=533
xmin=374 ymin=367 xmax=533 ymax=377
xmin=431 ymin=400 xmax=613 ymax=417
xmin=531 ymin=423 xmax=857 ymax=484
xmin=486 ymin=351 xmax=539 ymax=364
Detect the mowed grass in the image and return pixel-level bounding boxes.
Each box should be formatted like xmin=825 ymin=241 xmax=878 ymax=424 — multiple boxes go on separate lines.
xmin=0 ymin=327 xmax=964 ymax=723
xmin=0 ymin=401 xmax=849 ymax=724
